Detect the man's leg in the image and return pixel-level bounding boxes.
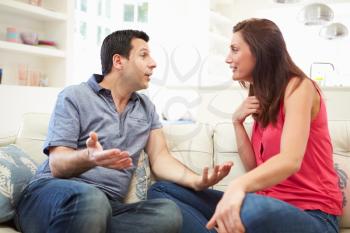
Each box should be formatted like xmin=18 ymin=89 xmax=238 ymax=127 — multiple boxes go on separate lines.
xmin=15 ymin=178 xmax=111 ymax=233
xmin=147 ymin=181 xmax=223 ymax=233
xmin=110 ymin=198 xmax=182 ymax=233
xmin=241 ymin=193 xmax=339 ymax=233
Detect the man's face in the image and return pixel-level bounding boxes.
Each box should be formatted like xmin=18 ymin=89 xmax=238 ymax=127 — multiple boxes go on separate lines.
xmin=122 ymin=38 xmax=157 ymax=90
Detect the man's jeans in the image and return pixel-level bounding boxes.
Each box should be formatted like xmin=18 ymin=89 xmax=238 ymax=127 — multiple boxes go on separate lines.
xmin=15 ymin=178 xmax=182 ymax=233
xmin=148 ymin=181 xmax=339 ymax=233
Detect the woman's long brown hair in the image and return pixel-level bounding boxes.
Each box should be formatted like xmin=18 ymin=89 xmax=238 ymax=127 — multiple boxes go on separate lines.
xmin=234 ymin=18 xmax=307 ymax=127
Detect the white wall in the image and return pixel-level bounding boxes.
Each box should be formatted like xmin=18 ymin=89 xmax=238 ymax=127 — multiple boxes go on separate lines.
xmin=215 ymin=0 xmax=350 ymax=86
xmin=0 ymin=86 xmax=61 ymax=137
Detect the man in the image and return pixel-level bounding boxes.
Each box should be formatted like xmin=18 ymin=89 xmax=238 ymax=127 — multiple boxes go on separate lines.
xmin=15 ymin=30 xmax=233 ymax=233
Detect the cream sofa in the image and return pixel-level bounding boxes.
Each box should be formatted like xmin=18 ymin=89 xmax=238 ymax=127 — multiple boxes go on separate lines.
xmin=0 ymin=112 xmax=349 ymax=233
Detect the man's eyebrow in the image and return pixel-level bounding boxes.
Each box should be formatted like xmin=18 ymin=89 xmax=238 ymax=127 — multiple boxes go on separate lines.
xmin=139 ymin=48 xmax=149 ymax=52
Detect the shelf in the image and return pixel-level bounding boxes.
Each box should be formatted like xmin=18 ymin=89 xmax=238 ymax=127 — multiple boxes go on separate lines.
xmin=0 ymin=40 xmax=65 ymax=58
xmin=0 ymin=0 xmax=67 ymax=21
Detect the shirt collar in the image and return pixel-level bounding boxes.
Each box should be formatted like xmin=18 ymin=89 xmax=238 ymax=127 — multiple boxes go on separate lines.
xmin=87 ymin=74 xmax=139 ymax=102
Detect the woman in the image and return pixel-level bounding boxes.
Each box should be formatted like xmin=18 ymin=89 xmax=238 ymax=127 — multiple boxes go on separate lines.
xmin=148 ymin=18 xmax=342 ymax=233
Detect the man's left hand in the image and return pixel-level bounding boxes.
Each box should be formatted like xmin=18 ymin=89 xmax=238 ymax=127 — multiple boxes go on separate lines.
xmin=193 ymin=162 xmax=233 ymax=191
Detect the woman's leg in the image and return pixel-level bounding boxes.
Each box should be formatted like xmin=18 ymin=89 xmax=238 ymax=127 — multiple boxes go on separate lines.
xmin=148 ymin=181 xmax=223 ymax=233
xmin=241 ymin=193 xmax=339 ymax=233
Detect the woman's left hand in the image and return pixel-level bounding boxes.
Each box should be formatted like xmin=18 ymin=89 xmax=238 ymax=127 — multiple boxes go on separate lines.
xmin=206 ymin=184 xmax=246 ymax=233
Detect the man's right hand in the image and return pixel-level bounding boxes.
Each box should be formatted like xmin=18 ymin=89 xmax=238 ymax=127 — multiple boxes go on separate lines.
xmin=86 ymin=132 xmax=133 ymax=170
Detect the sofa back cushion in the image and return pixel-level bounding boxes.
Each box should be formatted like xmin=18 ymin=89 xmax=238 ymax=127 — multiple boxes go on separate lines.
xmin=162 ymin=123 xmax=213 ymax=175
xmin=213 ymin=121 xmax=350 ymax=228
xmin=212 ymin=122 xmax=252 ymax=191
xmin=15 ymin=113 xmax=49 ymax=165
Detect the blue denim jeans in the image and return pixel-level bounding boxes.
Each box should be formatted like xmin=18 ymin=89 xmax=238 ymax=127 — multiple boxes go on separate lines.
xmin=148 ymin=181 xmax=339 ymax=233
xmin=15 ymin=178 xmax=182 ymax=233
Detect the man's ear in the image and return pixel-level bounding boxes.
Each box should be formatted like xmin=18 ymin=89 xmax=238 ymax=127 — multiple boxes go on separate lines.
xmin=112 ymin=54 xmax=124 ymax=70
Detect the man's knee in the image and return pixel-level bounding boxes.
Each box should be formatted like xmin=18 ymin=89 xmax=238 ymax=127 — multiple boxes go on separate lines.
xmin=151 ymin=199 xmax=182 ymax=233
xmin=56 ymin=183 xmax=112 ymax=232
xmin=69 ymin=184 xmax=111 ymax=217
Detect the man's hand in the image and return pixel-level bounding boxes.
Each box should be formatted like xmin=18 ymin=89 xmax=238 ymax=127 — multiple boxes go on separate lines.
xmin=86 ymin=132 xmax=133 ymax=169
xmin=193 ymin=162 xmax=233 ymax=191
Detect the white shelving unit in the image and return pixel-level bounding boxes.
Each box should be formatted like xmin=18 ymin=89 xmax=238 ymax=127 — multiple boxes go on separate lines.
xmin=0 ymin=0 xmax=67 ymax=21
xmin=0 ymin=0 xmax=73 ymax=87
xmin=0 ymin=40 xmax=65 ymax=57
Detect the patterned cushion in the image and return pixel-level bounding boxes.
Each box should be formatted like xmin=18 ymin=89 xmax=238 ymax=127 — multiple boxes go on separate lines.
xmin=0 ymin=145 xmax=37 ymax=223
xmin=124 ymin=151 xmax=151 ymax=203
xmin=334 ymin=152 xmax=350 ymax=228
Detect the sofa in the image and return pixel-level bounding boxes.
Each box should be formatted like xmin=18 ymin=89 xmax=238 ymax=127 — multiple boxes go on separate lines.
xmin=0 ymin=112 xmax=349 ymax=232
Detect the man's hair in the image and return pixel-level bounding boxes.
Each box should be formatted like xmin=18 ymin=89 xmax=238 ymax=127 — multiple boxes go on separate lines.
xmin=234 ymin=18 xmax=307 ymax=127
xmin=100 ymin=30 xmax=149 ymax=75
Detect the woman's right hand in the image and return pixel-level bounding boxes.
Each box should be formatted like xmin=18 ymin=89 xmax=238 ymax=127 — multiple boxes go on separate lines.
xmin=232 ymin=96 xmax=260 ymax=124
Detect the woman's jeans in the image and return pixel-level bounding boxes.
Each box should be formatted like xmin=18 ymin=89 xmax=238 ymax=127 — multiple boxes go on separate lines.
xmin=15 ymin=178 xmax=182 ymax=233
xmin=148 ymin=181 xmax=339 ymax=233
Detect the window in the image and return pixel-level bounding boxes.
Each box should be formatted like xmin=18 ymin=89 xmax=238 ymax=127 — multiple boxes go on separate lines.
xmin=123 ymin=2 xmax=148 ymax=23
xmin=73 ymin=0 xmax=149 ymax=85
xmin=137 ymin=2 xmax=148 ymax=23
xmin=123 ymin=4 xmax=134 ymax=22
xmin=80 ymin=0 xmax=87 ymax=12
xmin=79 ymin=21 xmax=87 ymax=40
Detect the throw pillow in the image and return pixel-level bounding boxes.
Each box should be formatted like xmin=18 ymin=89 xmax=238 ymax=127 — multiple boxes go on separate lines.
xmin=124 ymin=151 xmax=151 ymax=203
xmin=0 ymin=144 xmax=38 ymax=223
xmin=334 ymin=152 xmax=350 ymax=228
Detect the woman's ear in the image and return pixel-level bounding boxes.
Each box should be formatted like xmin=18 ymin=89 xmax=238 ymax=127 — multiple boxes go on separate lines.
xmin=112 ymin=54 xmax=123 ymax=70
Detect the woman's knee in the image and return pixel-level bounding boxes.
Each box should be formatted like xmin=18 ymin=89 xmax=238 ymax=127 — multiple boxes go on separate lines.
xmin=240 ymin=193 xmax=288 ymax=231
xmin=147 ymin=181 xmax=177 ymax=198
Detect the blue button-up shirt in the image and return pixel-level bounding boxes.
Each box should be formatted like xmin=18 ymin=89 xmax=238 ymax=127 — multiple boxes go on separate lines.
xmin=35 ymin=74 xmax=162 ymax=201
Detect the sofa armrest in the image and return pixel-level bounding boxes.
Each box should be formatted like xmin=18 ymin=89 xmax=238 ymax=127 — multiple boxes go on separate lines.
xmin=0 ymin=135 xmax=16 ymax=147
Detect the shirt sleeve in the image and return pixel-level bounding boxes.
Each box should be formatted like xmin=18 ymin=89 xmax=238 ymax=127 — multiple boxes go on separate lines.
xmin=150 ymin=102 xmax=162 ymax=130
xmin=43 ymin=88 xmax=80 ymax=155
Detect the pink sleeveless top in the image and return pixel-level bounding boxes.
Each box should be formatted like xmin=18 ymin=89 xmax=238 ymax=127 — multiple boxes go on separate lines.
xmin=251 ymin=90 xmax=342 ymax=215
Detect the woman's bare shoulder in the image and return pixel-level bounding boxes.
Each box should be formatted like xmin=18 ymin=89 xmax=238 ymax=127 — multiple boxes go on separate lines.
xmin=285 ymin=77 xmax=316 ymax=99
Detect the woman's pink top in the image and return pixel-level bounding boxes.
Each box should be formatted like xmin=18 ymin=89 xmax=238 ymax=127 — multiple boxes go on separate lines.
xmin=251 ymin=91 xmax=342 ymax=215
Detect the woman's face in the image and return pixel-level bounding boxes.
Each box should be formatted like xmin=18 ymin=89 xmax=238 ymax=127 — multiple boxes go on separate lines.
xmin=225 ymin=31 xmax=256 ymax=83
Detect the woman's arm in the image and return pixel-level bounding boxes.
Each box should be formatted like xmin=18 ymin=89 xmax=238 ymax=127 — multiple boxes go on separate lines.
xmin=232 ymin=96 xmax=259 ymax=171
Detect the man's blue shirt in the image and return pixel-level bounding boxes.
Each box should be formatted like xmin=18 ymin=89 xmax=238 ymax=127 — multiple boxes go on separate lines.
xmin=35 ymin=74 xmax=162 ymax=201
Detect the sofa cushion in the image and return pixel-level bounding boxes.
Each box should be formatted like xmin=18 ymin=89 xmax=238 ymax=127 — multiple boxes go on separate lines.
xmin=0 ymin=145 xmax=37 ymax=223
xmin=213 ymin=122 xmax=253 ymax=189
xmin=15 ymin=113 xmax=49 ymax=165
xmin=162 ymin=123 xmax=213 ymax=174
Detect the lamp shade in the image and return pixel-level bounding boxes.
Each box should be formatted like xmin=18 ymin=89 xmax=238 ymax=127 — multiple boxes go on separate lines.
xmin=319 ymin=23 xmax=349 ymax=39
xmin=299 ymin=3 xmax=334 ymax=25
